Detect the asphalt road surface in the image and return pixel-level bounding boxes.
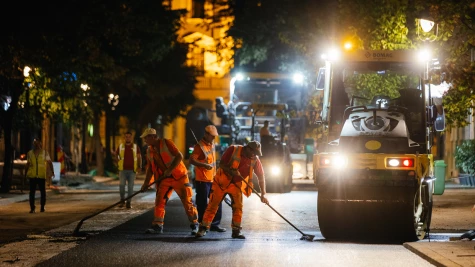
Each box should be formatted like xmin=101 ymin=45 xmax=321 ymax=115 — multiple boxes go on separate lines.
xmin=36 ymin=191 xmax=433 ymax=267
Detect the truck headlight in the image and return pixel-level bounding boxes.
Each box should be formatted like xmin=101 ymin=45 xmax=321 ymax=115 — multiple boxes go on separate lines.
xmin=270 ymin=165 xmax=281 ymax=175
xmin=319 ymin=155 xmax=348 ymax=169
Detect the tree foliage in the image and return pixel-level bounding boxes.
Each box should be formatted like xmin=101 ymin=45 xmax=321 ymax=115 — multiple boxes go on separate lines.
xmin=0 ymin=0 xmax=196 ymax=190
xmin=428 ymin=0 xmax=475 ymax=128
xmin=224 ymin=0 xmax=475 ymax=129
xmin=455 ymin=139 xmax=475 ymax=175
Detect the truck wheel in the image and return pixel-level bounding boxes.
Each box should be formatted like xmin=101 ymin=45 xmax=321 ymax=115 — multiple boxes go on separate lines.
xmin=317 ymin=186 xmax=345 ymax=240
xmin=412 ymin=183 xmax=432 ymax=240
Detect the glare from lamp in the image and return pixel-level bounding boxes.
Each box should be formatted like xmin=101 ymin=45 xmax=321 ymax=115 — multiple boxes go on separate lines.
xmin=293 ymin=73 xmax=304 ymax=84
xmin=23 ymin=66 xmax=31 ymax=77
xmin=235 ymin=73 xmax=244 ymax=81
xmin=420 ymin=19 xmax=435 ymax=33
xmin=344 ymin=42 xmax=352 ymax=50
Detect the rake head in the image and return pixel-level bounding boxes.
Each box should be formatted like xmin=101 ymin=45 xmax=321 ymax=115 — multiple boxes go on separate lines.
xmin=300 ymin=234 xmax=315 ymax=241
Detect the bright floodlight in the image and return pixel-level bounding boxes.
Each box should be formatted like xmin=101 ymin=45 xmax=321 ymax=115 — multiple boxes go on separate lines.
xmin=235 ymin=73 xmax=244 ymax=81
xmin=420 ymin=19 xmax=435 ymax=33
xmin=328 ymin=49 xmax=340 ymax=61
xmin=293 ymin=73 xmax=304 ymax=84
xmin=333 ymin=155 xmax=347 ymax=168
xmin=418 ymin=49 xmax=432 ymax=62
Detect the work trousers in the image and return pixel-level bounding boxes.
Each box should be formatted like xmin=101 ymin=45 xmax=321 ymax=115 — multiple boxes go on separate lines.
xmin=201 ymin=182 xmax=243 ymax=230
xmin=195 ymin=181 xmax=222 ymax=227
xmin=29 ymin=178 xmax=46 ymax=210
xmin=119 ymin=170 xmax=136 ymax=204
xmin=153 ymin=175 xmax=198 ymax=226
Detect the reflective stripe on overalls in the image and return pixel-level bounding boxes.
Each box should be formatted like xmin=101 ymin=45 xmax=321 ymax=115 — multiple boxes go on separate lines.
xmin=147 ymin=139 xmax=197 ymax=226
xmin=202 ymin=145 xmax=255 ymax=230
xmin=118 ymin=143 xmax=138 ymax=172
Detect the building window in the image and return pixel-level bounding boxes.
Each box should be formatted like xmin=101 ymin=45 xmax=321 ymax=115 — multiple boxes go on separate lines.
xmin=187 ymin=46 xmax=205 ymax=77
xmin=192 ymin=0 xmax=205 ymax=18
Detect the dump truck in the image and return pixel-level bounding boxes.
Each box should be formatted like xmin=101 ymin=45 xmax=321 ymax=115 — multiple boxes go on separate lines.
xmin=228 ymin=72 xmax=308 ymax=193
xmin=314 ymin=48 xmax=444 ymax=241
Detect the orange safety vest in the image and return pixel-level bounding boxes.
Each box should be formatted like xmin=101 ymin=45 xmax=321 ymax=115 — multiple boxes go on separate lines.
xmin=194 ymin=140 xmax=216 ymax=182
xmin=214 ymin=145 xmax=256 ymax=197
xmin=147 ymin=139 xmax=187 ymax=180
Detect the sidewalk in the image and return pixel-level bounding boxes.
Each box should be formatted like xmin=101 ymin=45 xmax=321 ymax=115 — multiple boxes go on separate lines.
xmin=404 ymin=240 xmax=475 ymax=267
xmin=0 ymin=175 xmax=118 ymax=206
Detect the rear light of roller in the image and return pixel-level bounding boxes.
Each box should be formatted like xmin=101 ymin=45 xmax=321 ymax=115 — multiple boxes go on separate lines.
xmin=387 ymin=158 xmax=414 ymax=167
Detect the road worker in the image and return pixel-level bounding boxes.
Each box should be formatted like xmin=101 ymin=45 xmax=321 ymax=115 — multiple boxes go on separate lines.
xmin=195 ymin=141 xmax=268 ymax=239
xmin=140 ymin=128 xmax=199 ymax=234
xmin=189 ymin=125 xmax=226 ymax=233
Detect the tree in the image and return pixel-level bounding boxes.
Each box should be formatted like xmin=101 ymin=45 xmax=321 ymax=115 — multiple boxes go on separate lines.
xmin=427 ymin=0 xmax=475 ymax=128
xmin=0 ymin=0 xmax=196 ymax=191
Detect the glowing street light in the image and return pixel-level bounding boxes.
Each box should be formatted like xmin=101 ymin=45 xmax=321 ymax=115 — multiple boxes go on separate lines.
xmin=108 ymin=93 xmax=119 ymax=110
xmin=420 ymin=19 xmax=435 ymax=33
xmin=23 ymin=66 xmax=31 ymax=77
xmin=417 ymin=11 xmax=438 ymax=42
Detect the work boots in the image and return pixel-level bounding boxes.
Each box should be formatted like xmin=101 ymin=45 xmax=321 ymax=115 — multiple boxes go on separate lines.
xmin=195 ymin=226 xmax=208 ymax=237
xmin=145 ymin=224 xmax=163 ymax=234
xmin=232 ymin=229 xmax=245 ymax=239
xmin=190 ymin=223 xmax=199 ymax=235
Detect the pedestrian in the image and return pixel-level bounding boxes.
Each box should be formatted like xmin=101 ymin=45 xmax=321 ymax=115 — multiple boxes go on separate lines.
xmin=260 ymin=120 xmax=271 ymax=138
xmin=195 ymin=141 xmax=269 ymax=239
xmin=140 ymin=128 xmax=199 ymax=234
xmin=189 ymin=125 xmax=226 ymax=233
xmin=24 ymin=138 xmax=54 ymax=213
xmin=115 ymin=131 xmax=142 ymax=209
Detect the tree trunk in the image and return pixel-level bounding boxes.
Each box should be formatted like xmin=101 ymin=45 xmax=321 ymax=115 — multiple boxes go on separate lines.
xmin=0 ymin=113 xmax=13 ymax=193
xmin=93 ymin=116 xmax=104 ymax=176
xmin=104 ymin=110 xmax=113 ymax=173
xmin=0 ymin=78 xmax=22 ymax=193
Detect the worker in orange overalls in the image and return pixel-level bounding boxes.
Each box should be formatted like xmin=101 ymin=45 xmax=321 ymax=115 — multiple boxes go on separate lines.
xmin=195 ymin=141 xmax=268 ymax=239
xmin=189 ymin=125 xmax=226 ymax=233
xmin=140 ymin=128 xmax=198 ymax=235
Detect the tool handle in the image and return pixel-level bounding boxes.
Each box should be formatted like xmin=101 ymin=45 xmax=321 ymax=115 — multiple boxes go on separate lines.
xmin=73 ymin=178 xmax=160 ymax=235
xmin=239 ymin=176 xmax=306 ymax=236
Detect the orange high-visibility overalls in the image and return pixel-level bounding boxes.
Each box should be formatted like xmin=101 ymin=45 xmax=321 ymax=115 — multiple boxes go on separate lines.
xmin=201 ymin=145 xmax=255 ymax=230
xmin=147 ymin=139 xmax=198 ymax=226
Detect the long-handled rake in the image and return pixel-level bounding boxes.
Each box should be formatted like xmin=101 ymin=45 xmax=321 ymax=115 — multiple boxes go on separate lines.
xmin=72 ymin=178 xmax=160 ymax=237
xmin=239 ymin=176 xmax=315 ymax=241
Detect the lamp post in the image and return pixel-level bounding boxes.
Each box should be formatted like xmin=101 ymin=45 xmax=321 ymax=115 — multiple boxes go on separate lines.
xmin=79 ymin=84 xmax=90 ymax=174
xmin=104 ymin=93 xmax=119 ymax=172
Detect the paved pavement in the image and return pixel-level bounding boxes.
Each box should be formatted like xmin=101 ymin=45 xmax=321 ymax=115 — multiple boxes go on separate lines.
xmin=0 ymin=176 xmax=474 ymax=267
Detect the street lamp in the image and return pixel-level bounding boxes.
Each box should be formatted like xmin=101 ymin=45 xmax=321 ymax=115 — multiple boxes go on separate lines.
xmin=417 ymin=13 xmax=438 ymax=42
xmin=108 ymin=93 xmax=119 ymax=150
xmin=104 ymin=93 xmax=119 ymax=172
